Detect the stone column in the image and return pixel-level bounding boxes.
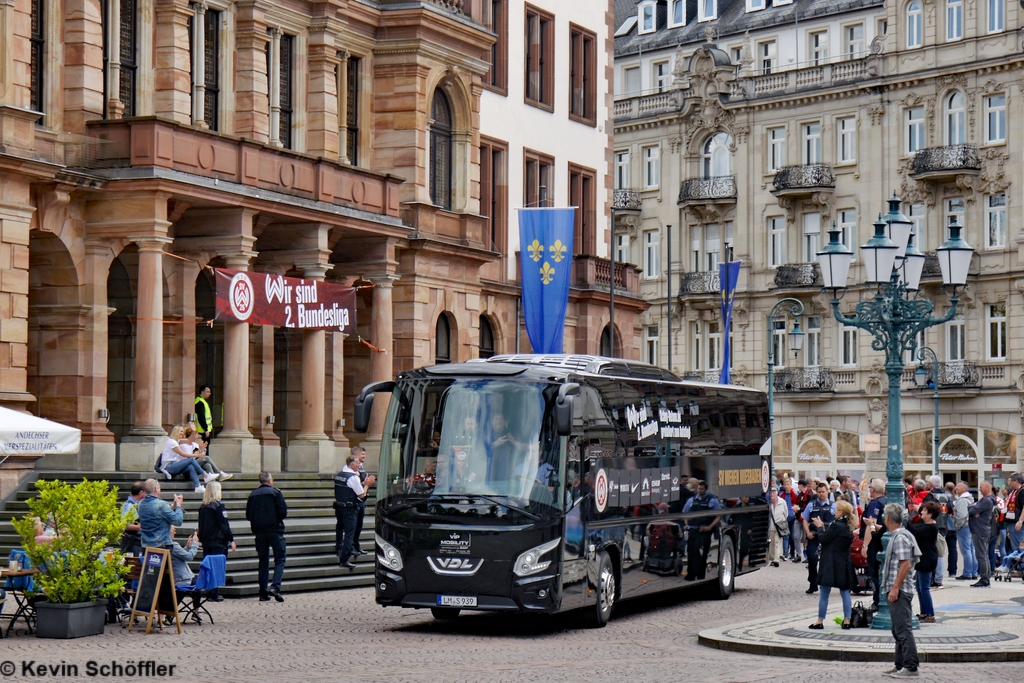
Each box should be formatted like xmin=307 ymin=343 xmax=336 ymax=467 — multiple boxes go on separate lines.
xmin=306 ymin=26 xmax=339 ymax=158
xmin=337 ymin=50 xmax=350 ymax=164
xmin=153 ymin=0 xmax=193 ymax=124
xmin=216 ymin=253 xmax=262 ymax=472
xmin=119 ymin=236 xmax=172 ymax=471
xmin=233 ymin=0 xmax=269 ymax=142
xmin=63 ymin=0 xmax=106 ymax=132
xmin=363 ymin=277 xmax=395 ymax=473
xmin=267 ymin=28 xmax=282 ymax=147
xmin=190 ymin=1 xmax=207 ymax=127
xmin=287 ymin=264 xmax=335 ymax=472
xmin=105 ymin=0 xmax=124 ymax=119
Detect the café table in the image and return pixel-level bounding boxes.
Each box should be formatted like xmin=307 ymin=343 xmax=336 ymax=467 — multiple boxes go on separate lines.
xmin=1 ymin=568 xmax=40 ymax=637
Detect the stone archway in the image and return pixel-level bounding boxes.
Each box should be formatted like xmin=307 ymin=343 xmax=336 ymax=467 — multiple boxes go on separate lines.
xmin=106 ymin=250 xmax=136 ymax=443
xmin=27 ymin=230 xmax=83 ymax=427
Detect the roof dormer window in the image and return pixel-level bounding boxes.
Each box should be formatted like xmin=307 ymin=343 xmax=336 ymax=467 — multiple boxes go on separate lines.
xmin=638 ymin=1 xmax=656 ymax=34
xmin=775 ymin=0 xmax=793 ymax=6
xmin=668 ymin=0 xmax=686 ymax=27
xmin=747 ymin=0 xmax=765 ymax=11
xmin=699 ymin=0 xmax=717 ymax=22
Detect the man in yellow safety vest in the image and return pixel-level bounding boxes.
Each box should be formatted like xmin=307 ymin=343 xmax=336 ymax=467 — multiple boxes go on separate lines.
xmin=195 ymin=385 xmax=214 ymax=450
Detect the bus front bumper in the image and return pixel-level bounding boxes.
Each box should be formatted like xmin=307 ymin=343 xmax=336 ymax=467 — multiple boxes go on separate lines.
xmin=376 ymin=571 xmax=560 ymax=613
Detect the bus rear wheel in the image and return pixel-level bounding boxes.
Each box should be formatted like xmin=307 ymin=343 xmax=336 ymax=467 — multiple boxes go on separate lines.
xmin=585 ymin=551 xmax=616 ymax=628
xmin=714 ymin=537 xmax=735 ymax=600
xmin=430 ymin=607 xmax=461 ymax=620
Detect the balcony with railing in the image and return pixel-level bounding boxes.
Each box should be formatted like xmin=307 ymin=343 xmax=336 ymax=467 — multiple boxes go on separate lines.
xmin=682 ymin=370 xmax=724 ymax=383
xmin=679 ymin=270 xmax=721 ymax=297
xmin=613 ymin=90 xmax=682 ymax=121
xmin=613 ymin=188 xmax=641 ymax=211
xmin=572 ymin=254 xmax=641 ymax=296
xmin=728 ymin=56 xmax=875 ymax=100
xmin=773 ymin=367 xmax=835 ymax=395
xmin=901 ymin=361 xmax=980 ymax=388
xmin=773 ymin=263 xmax=821 ymax=288
xmin=909 ymin=144 xmax=981 ymax=182
xmin=678 ymin=176 xmax=737 ymax=205
xmin=771 ymin=164 xmax=835 ymax=198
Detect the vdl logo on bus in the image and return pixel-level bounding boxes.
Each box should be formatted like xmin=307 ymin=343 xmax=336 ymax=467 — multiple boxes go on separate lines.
xmin=594 ymin=469 xmax=608 ymax=512
xmin=427 ymin=556 xmax=484 ymax=576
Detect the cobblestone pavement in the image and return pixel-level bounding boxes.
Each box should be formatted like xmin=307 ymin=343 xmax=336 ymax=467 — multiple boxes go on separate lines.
xmin=0 ymin=560 xmax=1016 ymax=682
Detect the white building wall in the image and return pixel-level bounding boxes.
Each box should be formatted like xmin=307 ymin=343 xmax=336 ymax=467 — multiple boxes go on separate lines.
xmin=480 ymin=0 xmax=613 ymax=281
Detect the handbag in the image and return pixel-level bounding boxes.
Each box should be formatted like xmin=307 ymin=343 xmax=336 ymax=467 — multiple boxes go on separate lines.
xmin=850 ymin=601 xmax=871 ymax=628
xmin=773 ymin=518 xmax=790 ymax=537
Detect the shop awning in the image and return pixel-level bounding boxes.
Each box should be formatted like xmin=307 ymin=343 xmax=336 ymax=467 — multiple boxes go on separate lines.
xmin=0 ymin=407 xmax=81 ymax=458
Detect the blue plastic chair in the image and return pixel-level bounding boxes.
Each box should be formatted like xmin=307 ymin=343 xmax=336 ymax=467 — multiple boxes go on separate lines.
xmin=177 ymin=554 xmax=226 ymax=625
xmin=4 ymin=549 xmax=37 ymax=636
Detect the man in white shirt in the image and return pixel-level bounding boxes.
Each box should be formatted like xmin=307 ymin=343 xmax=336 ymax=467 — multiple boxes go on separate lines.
xmin=334 ymin=454 xmax=370 ymax=569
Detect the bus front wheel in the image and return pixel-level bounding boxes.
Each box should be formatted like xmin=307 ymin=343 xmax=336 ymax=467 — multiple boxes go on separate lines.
xmin=430 ymin=607 xmax=461 ymax=620
xmin=585 ymin=551 xmax=616 ymax=628
xmin=714 ymin=536 xmax=735 ymax=600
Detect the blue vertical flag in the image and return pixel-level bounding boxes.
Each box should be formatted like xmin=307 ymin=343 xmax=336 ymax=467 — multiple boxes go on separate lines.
xmin=718 ymin=260 xmax=741 ymax=385
xmin=518 ymin=208 xmax=576 ymax=354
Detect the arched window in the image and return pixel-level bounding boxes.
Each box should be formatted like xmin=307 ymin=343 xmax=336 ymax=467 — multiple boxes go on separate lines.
xmin=907 ymin=0 xmax=923 ymax=47
xmin=435 ymin=314 xmax=451 ymax=364
xmin=479 ymin=316 xmax=495 ymax=359
xmin=600 ymin=324 xmax=619 ymax=357
xmin=702 ymin=133 xmax=733 ymax=178
xmin=429 ymin=90 xmax=453 ymax=210
xmin=945 ymin=92 xmax=965 ymax=145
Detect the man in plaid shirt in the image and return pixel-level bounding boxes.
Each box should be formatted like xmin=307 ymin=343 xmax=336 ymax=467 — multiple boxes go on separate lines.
xmin=876 ymin=503 xmax=922 ymax=678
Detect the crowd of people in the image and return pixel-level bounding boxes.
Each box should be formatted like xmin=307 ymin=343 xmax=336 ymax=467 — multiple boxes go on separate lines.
xmin=767 ymin=470 xmax=1024 ymax=678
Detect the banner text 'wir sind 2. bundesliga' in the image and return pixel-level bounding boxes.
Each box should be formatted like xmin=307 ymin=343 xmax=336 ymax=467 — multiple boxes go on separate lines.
xmin=214 ymin=268 xmax=357 ymax=333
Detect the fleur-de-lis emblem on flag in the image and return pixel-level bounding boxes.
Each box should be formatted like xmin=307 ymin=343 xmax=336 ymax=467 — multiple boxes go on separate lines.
xmin=539 ymin=262 xmax=555 ymax=285
xmin=549 ymin=239 xmax=567 ymax=263
xmin=528 ymin=239 xmax=544 ymax=262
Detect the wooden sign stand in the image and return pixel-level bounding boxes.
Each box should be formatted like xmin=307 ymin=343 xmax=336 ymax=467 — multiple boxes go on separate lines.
xmin=128 ymin=548 xmax=182 ymax=634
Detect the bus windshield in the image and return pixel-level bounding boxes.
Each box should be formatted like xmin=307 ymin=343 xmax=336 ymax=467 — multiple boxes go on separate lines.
xmin=379 ymin=379 xmax=564 ymax=513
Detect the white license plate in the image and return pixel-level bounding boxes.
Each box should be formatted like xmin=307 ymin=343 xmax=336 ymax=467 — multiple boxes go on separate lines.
xmin=437 ymin=595 xmax=477 ymax=607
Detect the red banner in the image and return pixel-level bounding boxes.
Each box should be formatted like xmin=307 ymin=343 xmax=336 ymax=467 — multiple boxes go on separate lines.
xmin=214 ymin=268 xmax=357 ymax=333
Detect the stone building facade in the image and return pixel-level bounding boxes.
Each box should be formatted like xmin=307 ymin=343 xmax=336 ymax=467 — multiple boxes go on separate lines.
xmin=613 ymin=0 xmax=1023 ymax=485
xmin=0 ymin=0 xmax=640 ymax=493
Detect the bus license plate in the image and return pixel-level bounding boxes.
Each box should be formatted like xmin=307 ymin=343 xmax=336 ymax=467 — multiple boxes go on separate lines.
xmin=437 ymin=595 xmax=477 ymax=607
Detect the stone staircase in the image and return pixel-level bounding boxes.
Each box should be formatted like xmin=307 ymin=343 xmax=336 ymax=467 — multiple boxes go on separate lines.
xmin=0 ymin=471 xmax=375 ymax=598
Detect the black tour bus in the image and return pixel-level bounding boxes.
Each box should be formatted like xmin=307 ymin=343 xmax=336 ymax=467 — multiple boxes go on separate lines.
xmin=353 ymin=354 xmax=771 ymax=626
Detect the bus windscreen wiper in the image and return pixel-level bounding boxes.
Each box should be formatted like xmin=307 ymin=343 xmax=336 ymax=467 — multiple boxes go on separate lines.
xmin=432 ymin=493 xmax=542 ymax=521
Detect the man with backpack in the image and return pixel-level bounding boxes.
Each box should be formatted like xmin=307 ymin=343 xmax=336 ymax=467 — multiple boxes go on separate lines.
xmin=922 ymin=475 xmax=951 ymax=588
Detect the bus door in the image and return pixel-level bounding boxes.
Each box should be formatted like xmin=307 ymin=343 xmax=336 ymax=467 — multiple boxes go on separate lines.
xmin=559 ymin=436 xmax=588 ymax=611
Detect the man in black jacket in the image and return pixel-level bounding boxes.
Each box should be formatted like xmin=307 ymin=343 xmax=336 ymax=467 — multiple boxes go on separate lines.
xmin=968 ymin=480 xmax=997 ymax=588
xmin=246 ymin=472 xmax=288 ymax=602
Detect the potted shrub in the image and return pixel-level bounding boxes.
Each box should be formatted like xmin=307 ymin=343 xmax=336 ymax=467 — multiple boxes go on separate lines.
xmin=13 ymin=479 xmax=129 ymax=639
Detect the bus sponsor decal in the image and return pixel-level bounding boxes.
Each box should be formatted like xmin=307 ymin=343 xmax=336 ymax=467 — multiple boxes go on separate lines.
xmin=761 ymin=460 xmax=771 ymax=493
xmin=625 ymin=402 xmax=691 ymax=441
xmin=439 ymin=532 xmax=472 ymax=555
xmin=708 ymin=455 xmax=767 ymax=499
xmin=595 ymin=469 xmax=608 ymax=512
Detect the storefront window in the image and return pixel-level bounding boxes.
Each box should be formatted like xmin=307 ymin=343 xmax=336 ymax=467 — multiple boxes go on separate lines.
xmin=902 ymin=431 xmax=934 ymax=467
xmin=939 ymin=437 xmax=977 ymax=468
xmin=984 ymin=430 xmax=1016 ymax=463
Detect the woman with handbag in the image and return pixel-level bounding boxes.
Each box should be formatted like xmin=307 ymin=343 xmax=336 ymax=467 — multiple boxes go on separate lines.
xmin=769 ymin=488 xmax=790 ymax=567
xmin=909 ymin=501 xmax=940 ymax=623
xmin=809 ymin=499 xmax=858 ymax=630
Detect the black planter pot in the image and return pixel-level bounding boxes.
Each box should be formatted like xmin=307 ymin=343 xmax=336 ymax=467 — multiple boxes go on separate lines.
xmin=35 ymin=600 xmax=107 ymax=639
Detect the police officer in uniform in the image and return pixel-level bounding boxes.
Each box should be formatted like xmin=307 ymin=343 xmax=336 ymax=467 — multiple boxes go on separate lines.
xmin=351 ymin=446 xmax=369 ymax=555
xmin=801 ymin=481 xmax=836 ymax=594
xmin=682 ymin=480 xmax=721 ymax=581
xmin=335 ymin=454 xmax=375 ymax=569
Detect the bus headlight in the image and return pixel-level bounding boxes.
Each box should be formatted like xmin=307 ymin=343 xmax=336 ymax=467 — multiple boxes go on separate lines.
xmin=513 ymin=538 xmax=561 ymax=577
xmin=375 ymin=533 xmax=404 ymax=571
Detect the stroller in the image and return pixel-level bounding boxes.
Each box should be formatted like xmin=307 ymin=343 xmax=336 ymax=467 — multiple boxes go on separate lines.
xmin=850 ymin=536 xmax=874 ymax=594
xmin=994 ymin=551 xmax=1024 ymax=582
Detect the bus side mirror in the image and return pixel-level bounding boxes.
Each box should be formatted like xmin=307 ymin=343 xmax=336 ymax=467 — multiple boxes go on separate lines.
xmin=353 ymin=381 xmax=396 ymax=433
xmin=555 ymin=383 xmax=580 ymax=436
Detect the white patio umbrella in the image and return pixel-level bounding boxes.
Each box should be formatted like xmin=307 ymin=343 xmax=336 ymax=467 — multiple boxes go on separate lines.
xmin=0 ymin=407 xmax=81 ymax=466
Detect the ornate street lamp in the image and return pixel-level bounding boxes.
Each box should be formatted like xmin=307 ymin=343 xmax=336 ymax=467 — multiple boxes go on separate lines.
xmin=914 ymin=346 xmax=941 ymax=476
xmin=765 ymin=298 xmax=805 ymax=480
xmin=817 ymin=194 xmax=974 ymax=630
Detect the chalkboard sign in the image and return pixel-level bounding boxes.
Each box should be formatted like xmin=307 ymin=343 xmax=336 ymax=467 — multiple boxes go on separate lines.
xmin=128 ymin=548 xmax=181 ymax=634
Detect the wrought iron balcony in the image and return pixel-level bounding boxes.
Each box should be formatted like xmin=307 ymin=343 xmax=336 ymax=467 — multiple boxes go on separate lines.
xmin=909 ymin=144 xmax=981 ymax=181
xmin=678 ymin=176 xmax=737 ymax=204
xmin=773 ymin=367 xmax=835 ymax=393
xmin=910 ymin=361 xmax=980 ymax=388
xmin=682 ymin=370 xmax=723 ymax=383
xmin=613 ymin=189 xmax=641 ymax=211
xmin=679 ymin=271 xmax=721 ymax=296
xmin=773 ymin=263 xmax=820 ymax=287
xmin=771 ymin=164 xmax=835 ymax=197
